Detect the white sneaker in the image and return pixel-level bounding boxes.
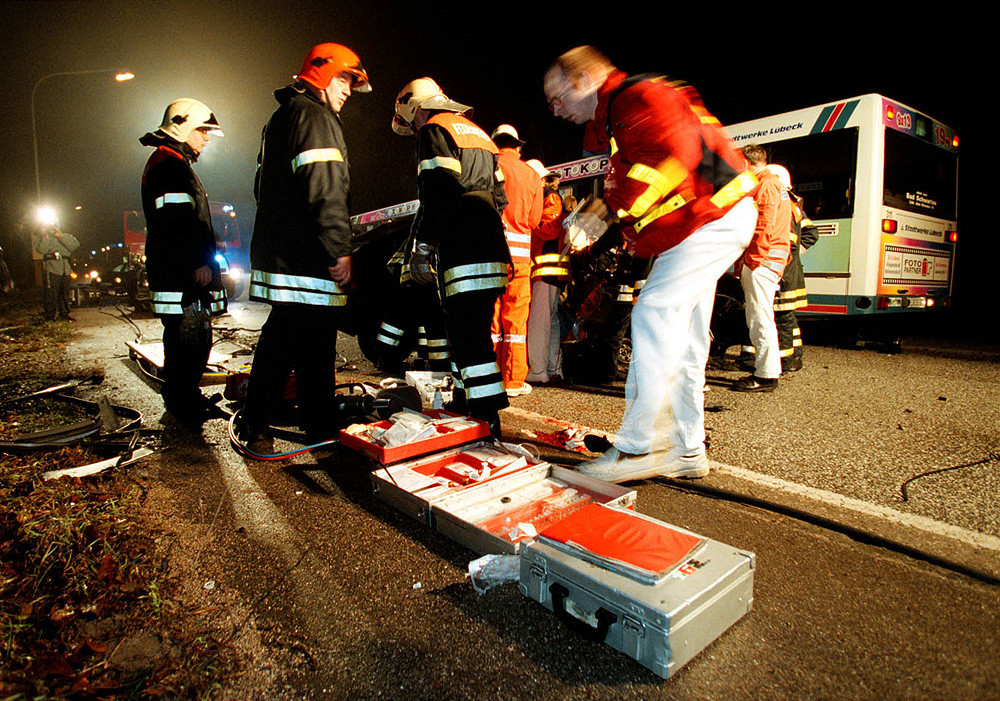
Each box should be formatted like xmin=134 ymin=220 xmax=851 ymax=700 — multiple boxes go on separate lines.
xmin=505 ymin=382 xmax=532 ymax=397
xmin=576 ymin=448 xmax=710 ymax=484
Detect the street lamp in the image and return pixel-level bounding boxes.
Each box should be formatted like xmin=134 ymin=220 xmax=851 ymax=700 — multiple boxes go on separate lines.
xmin=30 ymin=69 xmax=134 ymax=200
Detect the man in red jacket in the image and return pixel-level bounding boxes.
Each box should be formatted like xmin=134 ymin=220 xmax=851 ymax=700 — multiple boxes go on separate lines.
xmin=544 ymin=46 xmax=757 ymax=483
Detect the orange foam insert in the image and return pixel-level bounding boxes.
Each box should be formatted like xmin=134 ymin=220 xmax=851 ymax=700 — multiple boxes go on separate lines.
xmin=538 ymin=503 xmax=702 ymax=574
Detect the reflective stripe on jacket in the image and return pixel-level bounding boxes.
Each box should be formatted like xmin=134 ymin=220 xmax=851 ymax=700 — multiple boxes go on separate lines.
xmin=530 ymin=192 xmax=569 ymax=282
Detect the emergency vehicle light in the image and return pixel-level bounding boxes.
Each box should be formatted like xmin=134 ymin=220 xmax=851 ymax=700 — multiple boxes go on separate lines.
xmin=881 ymin=218 xmax=898 ymax=234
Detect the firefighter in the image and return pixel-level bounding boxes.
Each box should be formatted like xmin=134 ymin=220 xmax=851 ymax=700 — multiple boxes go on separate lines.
xmin=733 ymin=145 xmax=792 ymax=392
xmin=140 ymin=98 xmax=227 ymax=426
xmin=544 ymin=46 xmax=757 ymax=483
xmin=525 ymin=160 xmax=570 ymax=385
xmin=490 ymin=124 xmax=543 ymax=397
xmin=392 ymin=77 xmax=510 ymax=436
xmin=240 ymin=43 xmax=371 ymax=445
xmin=769 ymin=164 xmax=817 ymax=372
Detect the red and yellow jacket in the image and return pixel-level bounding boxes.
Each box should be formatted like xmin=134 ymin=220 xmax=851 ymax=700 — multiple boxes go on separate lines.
xmin=585 ymin=71 xmax=756 ymax=258
xmin=531 ymin=192 xmax=570 ymax=283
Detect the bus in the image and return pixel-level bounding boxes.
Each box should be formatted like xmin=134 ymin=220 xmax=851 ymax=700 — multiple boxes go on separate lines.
xmin=725 ymin=94 xmax=959 ymax=318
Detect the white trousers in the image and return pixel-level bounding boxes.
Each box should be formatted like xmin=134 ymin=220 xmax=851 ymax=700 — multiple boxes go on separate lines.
xmin=740 ymin=265 xmax=782 ymax=379
xmin=615 ymin=198 xmax=756 ymax=456
xmin=525 ymin=279 xmax=563 ymax=382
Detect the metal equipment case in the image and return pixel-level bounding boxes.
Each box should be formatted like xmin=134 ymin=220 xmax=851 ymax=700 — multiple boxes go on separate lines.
xmin=519 ymin=504 xmax=755 ymax=678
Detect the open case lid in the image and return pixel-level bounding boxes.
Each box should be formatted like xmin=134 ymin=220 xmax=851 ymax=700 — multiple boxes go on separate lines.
xmin=537 ymin=503 xmax=705 ymax=584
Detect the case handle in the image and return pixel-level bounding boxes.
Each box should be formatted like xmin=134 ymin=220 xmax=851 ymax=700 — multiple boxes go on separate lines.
xmin=549 ymin=582 xmax=617 ymax=642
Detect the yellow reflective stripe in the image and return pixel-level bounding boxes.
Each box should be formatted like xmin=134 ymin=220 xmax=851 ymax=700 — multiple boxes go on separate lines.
xmin=442 ymin=262 xmax=508 ymax=284
xmin=531 ymin=267 xmax=569 ymax=278
xmin=691 ymin=104 xmax=721 ymax=126
xmin=418 ymin=156 xmax=461 ymax=174
xmin=609 ymin=136 xmax=618 ymax=157
xmin=466 ymin=381 xmax=505 ymax=400
xmin=461 ymin=361 xmax=500 ymax=379
xmin=292 ymin=148 xmax=343 ymax=171
xmin=249 ymin=270 xmax=346 ymax=306
xmin=444 ymin=275 xmax=508 ymax=297
xmin=632 ymin=192 xmax=691 ymax=233
xmin=622 ymin=157 xmax=689 ymax=219
xmin=709 ymin=171 xmax=758 ymax=209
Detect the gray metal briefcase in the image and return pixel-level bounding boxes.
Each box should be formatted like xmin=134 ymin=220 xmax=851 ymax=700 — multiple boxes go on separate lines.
xmin=519 ymin=504 xmax=755 ymax=678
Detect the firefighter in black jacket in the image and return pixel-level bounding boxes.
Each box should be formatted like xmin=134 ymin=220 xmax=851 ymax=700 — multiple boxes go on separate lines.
xmin=391 ymin=78 xmax=510 ymax=436
xmin=140 ymin=98 xmax=226 ymax=425
xmin=240 ymin=43 xmax=371 ymax=444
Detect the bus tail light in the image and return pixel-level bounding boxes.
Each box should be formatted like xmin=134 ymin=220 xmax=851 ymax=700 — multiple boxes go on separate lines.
xmin=882 ymin=218 xmax=898 ymax=234
xmin=947 ymin=230 xmax=958 ymax=243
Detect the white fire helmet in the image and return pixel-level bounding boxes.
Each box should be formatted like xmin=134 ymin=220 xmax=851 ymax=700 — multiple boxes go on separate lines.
xmin=526 ymin=159 xmax=555 ymax=179
xmin=491 ymin=123 xmax=525 ymax=146
xmin=156 ymin=98 xmax=223 ymax=143
xmin=766 ymin=164 xmax=792 ymax=190
xmin=392 ymin=77 xmax=471 ymax=136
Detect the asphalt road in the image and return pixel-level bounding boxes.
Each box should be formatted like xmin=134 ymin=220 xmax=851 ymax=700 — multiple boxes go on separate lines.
xmin=65 ymin=301 xmax=1000 ymax=699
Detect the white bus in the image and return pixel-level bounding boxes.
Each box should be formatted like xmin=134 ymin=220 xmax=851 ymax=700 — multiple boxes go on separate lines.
xmin=725 ymin=94 xmax=959 ymax=318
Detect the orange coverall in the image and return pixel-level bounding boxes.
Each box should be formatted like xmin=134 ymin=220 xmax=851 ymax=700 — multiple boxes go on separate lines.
xmin=491 ymin=147 xmax=543 ymax=391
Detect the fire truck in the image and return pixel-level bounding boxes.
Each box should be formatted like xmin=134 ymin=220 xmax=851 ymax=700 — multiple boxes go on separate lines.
xmin=123 ymin=201 xmax=248 ymax=302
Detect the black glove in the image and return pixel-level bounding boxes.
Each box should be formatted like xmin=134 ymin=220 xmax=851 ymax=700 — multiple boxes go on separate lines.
xmin=409 ymin=241 xmax=438 ymax=286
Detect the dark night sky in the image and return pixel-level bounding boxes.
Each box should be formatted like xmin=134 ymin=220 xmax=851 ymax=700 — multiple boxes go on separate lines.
xmin=0 ymin=1 xmax=988 ymax=321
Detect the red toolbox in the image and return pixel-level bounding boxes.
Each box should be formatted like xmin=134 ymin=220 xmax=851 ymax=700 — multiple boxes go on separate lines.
xmin=339 ymin=409 xmax=491 ymax=464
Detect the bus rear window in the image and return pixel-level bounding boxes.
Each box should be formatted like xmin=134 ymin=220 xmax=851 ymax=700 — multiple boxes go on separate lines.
xmin=762 ymin=129 xmax=858 ymax=220
xmin=883 ymin=128 xmax=957 ymax=219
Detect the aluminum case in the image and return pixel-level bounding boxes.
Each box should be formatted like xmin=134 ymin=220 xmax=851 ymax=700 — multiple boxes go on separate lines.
xmin=519 ymin=506 xmax=755 ymax=678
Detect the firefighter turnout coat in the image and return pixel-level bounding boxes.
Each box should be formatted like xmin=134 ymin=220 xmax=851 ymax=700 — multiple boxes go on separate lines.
xmin=411 ymin=111 xmax=510 ymax=417
xmin=250 ymin=86 xmax=353 ymax=308
xmin=140 ymin=136 xmax=226 ymax=318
